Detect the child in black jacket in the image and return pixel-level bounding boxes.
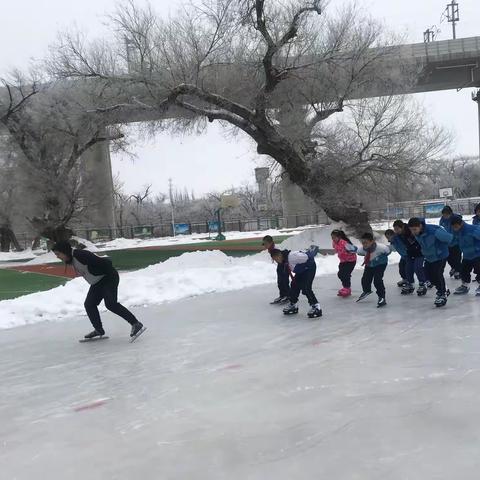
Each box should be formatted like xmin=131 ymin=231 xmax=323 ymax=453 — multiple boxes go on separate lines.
xmin=52 ymin=241 xmax=144 ymax=340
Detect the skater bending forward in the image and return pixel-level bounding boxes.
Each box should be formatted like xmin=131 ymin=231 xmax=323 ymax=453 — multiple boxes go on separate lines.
xmin=354 ymin=233 xmax=391 ymax=308
xmin=52 ymin=241 xmax=144 ymax=339
xmin=271 ymin=249 xmax=322 ymax=318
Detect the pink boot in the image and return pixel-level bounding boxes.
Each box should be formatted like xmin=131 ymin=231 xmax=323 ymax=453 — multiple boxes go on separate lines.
xmin=339 ymin=288 xmax=351 ymax=297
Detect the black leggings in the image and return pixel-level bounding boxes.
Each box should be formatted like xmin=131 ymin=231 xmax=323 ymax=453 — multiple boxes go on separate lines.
xmin=84 ymin=271 xmax=138 ymax=333
xmin=290 ymin=264 xmax=318 ymax=306
xmin=362 ymin=264 xmax=387 ymax=298
xmin=424 ymin=260 xmax=447 ymax=296
xmin=461 ymin=257 xmax=480 ymax=284
xmin=447 ymin=246 xmax=462 ymax=273
xmin=277 ymin=263 xmax=290 ymax=297
xmin=338 ymin=262 xmax=356 ymax=288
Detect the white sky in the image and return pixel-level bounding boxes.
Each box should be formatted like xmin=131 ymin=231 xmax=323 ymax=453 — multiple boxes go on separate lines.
xmin=1 ymin=0 xmax=479 ymax=196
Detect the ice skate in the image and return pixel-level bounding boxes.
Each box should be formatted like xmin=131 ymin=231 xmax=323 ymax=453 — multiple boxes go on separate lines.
xmin=417 ymin=283 xmax=427 ymax=296
xmin=377 ymin=297 xmax=387 ymax=308
xmin=79 ymin=330 xmax=108 ymax=343
xmin=337 ymin=288 xmax=351 ymax=297
xmin=434 ymin=295 xmax=448 ymax=308
xmin=454 ymin=284 xmax=469 ymax=295
xmin=130 ymin=322 xmax=146 ymax=343
xmin=283 ymin=303 xmax=299 ymax=315
xmin=476 ymin=286 xmax=480 ymax=296
xmin=401 ymin=283 xmax=415 ymax=295
xmin=397 ymin=279 xmax=408 ymax=288
xmin=271 ymin=296 xmax=289 ymax=305
xmin=356 ymin=291 xmax=372 ymax=303
xmin=84 ymin=329 xmax=105 ymax=339
xmin=425 ymin=281 xmax=433 ymax=289
xmin=307 ymin=304 xmax=323 ymax=318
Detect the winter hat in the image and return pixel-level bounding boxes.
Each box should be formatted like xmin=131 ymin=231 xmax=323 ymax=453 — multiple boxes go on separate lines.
xmin=52 ymin=240 xmax=73 ymax=258
xmin=450 ymin=214 xmax=463 ymax=225
xmin=442 ymin=205 xmax=453 ymax=215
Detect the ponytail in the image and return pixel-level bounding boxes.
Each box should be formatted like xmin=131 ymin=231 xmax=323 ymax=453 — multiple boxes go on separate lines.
xmin=331 ymin=229 xmax=353 ymax=245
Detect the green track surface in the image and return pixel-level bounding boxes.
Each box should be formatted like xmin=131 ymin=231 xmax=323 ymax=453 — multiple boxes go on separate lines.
xmin=0 ymin=269 xmax=68 ymax=301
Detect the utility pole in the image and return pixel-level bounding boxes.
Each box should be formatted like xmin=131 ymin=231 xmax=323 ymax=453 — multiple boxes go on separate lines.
xmin=423 ymin=28 xmax=436 ymax=43
xmin=445 ymin=1 xmax=460 ymax=40
xmin=169 ymin=178 xmax=176 ymax=237
xmin=473 ymin=90 xmax=480 ymax=163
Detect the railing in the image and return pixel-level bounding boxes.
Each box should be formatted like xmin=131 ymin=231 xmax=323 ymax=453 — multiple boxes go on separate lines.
xmin=72 ymin=213 xmax=329 ymax=243
xmin=11 ymin=197 xmax=480 ymax=248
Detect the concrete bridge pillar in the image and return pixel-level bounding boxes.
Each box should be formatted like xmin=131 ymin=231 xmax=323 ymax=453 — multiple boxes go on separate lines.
xmin=474 ymin=90 xmax=480 ymax=161
xmin=81 ymin=140 xmax=116 ymax=229
xmin=280 ymin=173 xmax=324 ymax=227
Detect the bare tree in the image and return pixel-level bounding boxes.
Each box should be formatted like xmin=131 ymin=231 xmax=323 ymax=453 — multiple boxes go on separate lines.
xmin=47 ymin=0 xmax=424 ymax=234
xmin=0 ymin=145 xmax=23 ymax=251
xmin=0 ymin=77 xmax=125 ymax=241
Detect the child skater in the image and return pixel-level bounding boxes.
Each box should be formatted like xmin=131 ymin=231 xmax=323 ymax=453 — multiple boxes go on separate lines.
xmin=385 ymin=228 xmax=408 ymax=289
xmin=263 ymin=235 xmax=290 ymax=304
xmin=270 ymin=248 xmax=322 ymax=318
xmin=52 ymin=241 xmax=145 ymax=340
xmin=472 ymin=203 xmax=480 ymax=226
xmin=450 ymin=214 xmax=480 ymax=296
xmin=408 ymin=217 xmax=453 ymax=307
xmin=353 ymin=233 xmax=391 ymax=308
xmin=440 ymin=206 xmax=462 ymax=280
xmin=388 ymin=221 xmax=429 ymax=296
xmin=331 ymin=229 xmax=357 ymax=297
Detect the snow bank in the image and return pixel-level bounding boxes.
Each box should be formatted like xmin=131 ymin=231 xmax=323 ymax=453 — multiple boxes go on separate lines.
xmin=279 ymin=222 xmax=360 ymax=251
xmin=0 ymin=250 xmax=36 ymax=262
xmin=94 ymin=227 xmax=309 ymax=252
xmin=0 ymin=249 xmax=341 ymax=330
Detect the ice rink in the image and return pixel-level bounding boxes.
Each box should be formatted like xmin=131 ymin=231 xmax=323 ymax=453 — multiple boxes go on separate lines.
xmin=2 ymin=267 xmax=480 ymax=479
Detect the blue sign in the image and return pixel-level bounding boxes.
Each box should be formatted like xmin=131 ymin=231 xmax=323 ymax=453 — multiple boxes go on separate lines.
xmin=208 ymin=221 xmax=220 ymax=233
xmin=174 ymin=223 xmax=190 ymax=235
xmin=385 ymin=207 xmax=405 ymax=218
xmin=424 ymin=203 xmax=445 ymax=216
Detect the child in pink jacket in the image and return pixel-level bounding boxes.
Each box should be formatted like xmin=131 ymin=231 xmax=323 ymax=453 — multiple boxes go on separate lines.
xmin=331 ymin=229 xmax=357 ymax=297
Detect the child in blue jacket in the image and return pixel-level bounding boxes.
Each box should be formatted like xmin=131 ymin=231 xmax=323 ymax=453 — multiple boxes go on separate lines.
xmin=408 ymin=217 xmax=453 ymax=307
xmin=385 ymin=228 xmax=408 ymax=289
xmin=440 ymin=206 xmax=462 ymax=279
xmin=353 ymin=233 xmax=391 ymax=308
xmin=472 ymin=203 xmax=480 ymax=226
xmin=450 ymin=214 xmax=480 ymax=295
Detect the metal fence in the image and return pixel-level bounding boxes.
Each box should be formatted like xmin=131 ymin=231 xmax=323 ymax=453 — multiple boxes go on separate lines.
xmin=12 ymin=197 xmax=480 ymax=247
xmin=72 ymin=213 xmax=329 ymax=243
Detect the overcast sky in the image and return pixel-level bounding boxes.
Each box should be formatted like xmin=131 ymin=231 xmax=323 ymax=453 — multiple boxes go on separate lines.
xmin=1 ymin=0 xmax=479 ymax=196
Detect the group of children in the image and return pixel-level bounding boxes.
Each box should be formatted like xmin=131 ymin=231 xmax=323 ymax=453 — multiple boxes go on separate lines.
xmin=264 ymin=203 xmax=480 ymax=316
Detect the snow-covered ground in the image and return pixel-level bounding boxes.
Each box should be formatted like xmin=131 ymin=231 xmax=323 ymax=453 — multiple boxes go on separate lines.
xmin=1 ymin=268 xmax=479 ymax=480
xmin=0 ymin=225 xmax=400 ymax=330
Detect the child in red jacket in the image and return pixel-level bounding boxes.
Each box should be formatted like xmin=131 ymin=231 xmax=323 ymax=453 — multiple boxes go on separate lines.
xmin=331 ymin=229 xmax=357 ymax=297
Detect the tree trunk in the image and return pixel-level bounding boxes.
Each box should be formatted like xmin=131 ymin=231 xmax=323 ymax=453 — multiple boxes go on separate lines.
xmin=322 ymin=204 xmax=372 ymax=238
xmin=0 ymin=228 xmax=11 ymax=252
xmin=8 ymin=229 xmax=22 ymax=251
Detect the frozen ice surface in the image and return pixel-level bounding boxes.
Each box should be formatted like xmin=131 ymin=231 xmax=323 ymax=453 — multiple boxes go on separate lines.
xmin=1 ymin=267 xmax=480 ymax=479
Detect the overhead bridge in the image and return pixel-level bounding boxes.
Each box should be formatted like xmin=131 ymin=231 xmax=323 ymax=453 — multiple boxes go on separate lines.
xmin=1 ymin=36 xmax=480 ymax=231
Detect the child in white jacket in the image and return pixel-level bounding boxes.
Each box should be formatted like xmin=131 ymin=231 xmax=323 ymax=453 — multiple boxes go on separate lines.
xmin=271 ymin=248 xmax=322 ymax=318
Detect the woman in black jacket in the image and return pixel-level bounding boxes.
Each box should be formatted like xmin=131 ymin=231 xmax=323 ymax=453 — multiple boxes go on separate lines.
xmin=52 ymin=241 xmax=144 ymax=340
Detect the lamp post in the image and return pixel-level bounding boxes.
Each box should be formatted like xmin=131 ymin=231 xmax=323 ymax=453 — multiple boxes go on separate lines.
xmin=214 ymin=208 xmax=226 ymax=241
